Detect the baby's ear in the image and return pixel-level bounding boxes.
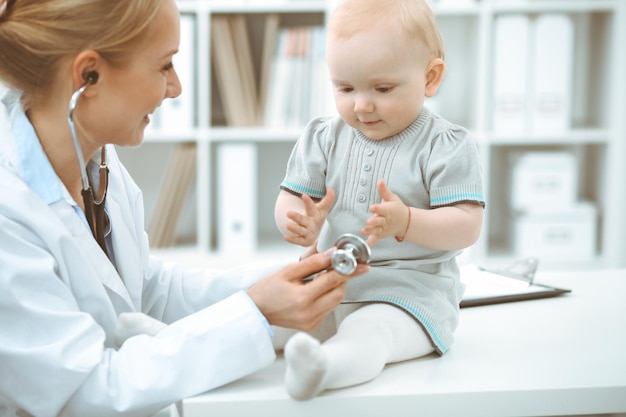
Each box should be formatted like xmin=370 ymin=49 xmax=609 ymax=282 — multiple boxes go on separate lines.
xmin=425 ymin=58 xmax=445 ymax=97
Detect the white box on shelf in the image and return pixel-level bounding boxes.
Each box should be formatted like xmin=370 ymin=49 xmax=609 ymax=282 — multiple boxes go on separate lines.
xmin=530 ymin=14 xmax=574 ymax=133
xmin=217 ymin=143 xmax=258 ymax=255
xmin=513 ymin=202 xmax=597 ymax=261
xmin=492 ymin=14 xmax=530 ymax=133
xmin=510 ymin=151 xmax=578 ymax=211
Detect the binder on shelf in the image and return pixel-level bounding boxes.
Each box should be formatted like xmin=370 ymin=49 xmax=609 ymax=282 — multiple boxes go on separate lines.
xmin=263 ymin=25 xmax=329 ymax=128
xmin=529 ymin=14 xmax=573 ymax=132
xmin=264 ymin=26 xmax=290 ymax=128
xmin=492 ymin=14 xmax=530 ymax=133
xmin=308 ymin=26 xmax=334 ymax=120
xmin=287 ymin=26 xmax=310 ymax=128
xmin=148 ymin=143 xmax=197 ymax=248
xmin=159 ymin=13 xmax=195 ymax=132
xmin=230 ymin=14 xmax=260 ymax=124
xmin=211 ymin=15 xmax=257 ymax=127
xmin=259 ymin=13 xmax=281 ymax=125
xmin=217 ymin=143 xmax=257 ymax=254
xmin=460 ymin=258 xmax=571 ymax=308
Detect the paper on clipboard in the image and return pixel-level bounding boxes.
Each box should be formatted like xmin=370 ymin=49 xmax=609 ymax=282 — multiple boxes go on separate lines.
xmin=459 ymin=263 xmax=571 ymax=308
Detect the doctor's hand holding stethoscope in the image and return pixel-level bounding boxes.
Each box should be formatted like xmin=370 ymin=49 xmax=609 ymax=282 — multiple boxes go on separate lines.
xmin=0 ymin=0 xmax=368 ymax=415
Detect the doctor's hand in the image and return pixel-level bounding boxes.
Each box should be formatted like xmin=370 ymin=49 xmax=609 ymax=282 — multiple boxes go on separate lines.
xmin=247 ymin=249 xmax=368 ymax=332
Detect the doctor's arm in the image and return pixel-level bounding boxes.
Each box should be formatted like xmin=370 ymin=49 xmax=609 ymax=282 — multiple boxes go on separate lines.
xmin=117 ymin=250 xmax=368 ymax=343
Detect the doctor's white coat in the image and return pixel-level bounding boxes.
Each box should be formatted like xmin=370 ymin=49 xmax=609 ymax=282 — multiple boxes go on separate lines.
xmin=0 ymin=97 xmax=279 ymax=417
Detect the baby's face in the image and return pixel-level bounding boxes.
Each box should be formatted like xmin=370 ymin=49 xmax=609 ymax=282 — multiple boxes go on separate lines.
xmin=327 ymin=27 xmax=429 ymax=140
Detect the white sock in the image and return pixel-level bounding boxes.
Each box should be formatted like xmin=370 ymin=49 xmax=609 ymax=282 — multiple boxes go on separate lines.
xmin=114 ymin=312 xmax=167 ymax=348
xmin=284 ymin=332 xmax=329 ymax=401
xmin=284 ymin=304 xmax=435 ymax=400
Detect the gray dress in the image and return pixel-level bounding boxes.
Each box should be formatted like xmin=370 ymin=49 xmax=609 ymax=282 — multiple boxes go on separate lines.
xmin=280 ymin=108 xmax=486 ymax=354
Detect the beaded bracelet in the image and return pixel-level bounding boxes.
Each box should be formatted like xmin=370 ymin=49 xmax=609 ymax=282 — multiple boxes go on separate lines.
xmin=395 ymin=206 xmax=411 ymax=243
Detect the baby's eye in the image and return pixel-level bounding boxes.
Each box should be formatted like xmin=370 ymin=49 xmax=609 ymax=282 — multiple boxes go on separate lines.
xmin=376 ymin=86 xmax=393 ymax=93
xmin=337 ymin=86 xmax=354 ymax=93
xmin=162 ymin=62 xmax=174 ymax=72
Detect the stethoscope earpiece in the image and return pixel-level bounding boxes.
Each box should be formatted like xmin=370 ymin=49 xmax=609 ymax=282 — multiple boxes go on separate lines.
xmin=85 ymin=71 xmax=99 ymax=85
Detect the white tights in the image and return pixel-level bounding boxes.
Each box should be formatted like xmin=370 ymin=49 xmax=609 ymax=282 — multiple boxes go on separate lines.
xmin=273 ymin=303 xmax=434 ymax=401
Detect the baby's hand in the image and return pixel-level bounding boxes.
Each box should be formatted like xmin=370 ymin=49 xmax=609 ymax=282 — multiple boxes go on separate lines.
xmin=362 ymin=180 xmax=409 ymax=246
xmin=285 ymin=189 xmax=335 ymax=247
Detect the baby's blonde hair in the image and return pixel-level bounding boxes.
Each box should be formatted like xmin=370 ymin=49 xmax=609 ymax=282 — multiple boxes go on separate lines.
xmin=327 ymin=0 xmax=444 ymax=62
xmin=0 ymin=0 xmax=164 ymax=107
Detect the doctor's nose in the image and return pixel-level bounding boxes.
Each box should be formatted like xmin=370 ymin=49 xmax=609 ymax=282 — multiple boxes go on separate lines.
xmin=166 ymin=68 xmax=182 ymax=99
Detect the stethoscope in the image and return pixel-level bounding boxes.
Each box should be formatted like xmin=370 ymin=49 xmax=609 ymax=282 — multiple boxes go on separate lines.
xmin=302 ymin=234 xmax=371 ymax=283
xmin=67 ymin=72 xmax=110 ymax=257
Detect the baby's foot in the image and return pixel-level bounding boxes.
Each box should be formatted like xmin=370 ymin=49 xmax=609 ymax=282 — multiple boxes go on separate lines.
xmin=114 ymin=312 xmax=167 ymax=347
xmin=284 ymin=332 xmax=328 ymax=401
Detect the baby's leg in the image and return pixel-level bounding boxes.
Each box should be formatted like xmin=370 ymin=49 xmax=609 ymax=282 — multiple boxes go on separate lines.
xmin=284 ymin=303 xmax=433 ymax=400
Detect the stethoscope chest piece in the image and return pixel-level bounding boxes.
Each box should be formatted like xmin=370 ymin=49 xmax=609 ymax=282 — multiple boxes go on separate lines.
xmin=331 ymin=233 xmax=371 ymax=275
xmin=302 ymin=233 xmax=371 ymax=283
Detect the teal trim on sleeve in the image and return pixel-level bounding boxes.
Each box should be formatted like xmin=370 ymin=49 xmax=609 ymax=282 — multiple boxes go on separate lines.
xmin=431 ymin=193 xmax=485 ymax=206
xmin=281 ymin=180 xmax=325 ymax=199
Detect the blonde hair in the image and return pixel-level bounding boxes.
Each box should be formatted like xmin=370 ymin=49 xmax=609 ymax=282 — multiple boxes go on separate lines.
xmin=327 ymin=0 xmax=444 ymax=61
xmin=0 ymin=0 xmax=164 ymax=105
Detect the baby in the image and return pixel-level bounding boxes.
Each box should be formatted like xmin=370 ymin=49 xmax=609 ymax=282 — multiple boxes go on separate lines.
xmin=274 ymin=0 xmax=485 ymax=400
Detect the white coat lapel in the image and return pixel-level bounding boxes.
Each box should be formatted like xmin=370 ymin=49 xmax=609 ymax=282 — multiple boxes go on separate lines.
xmin=105 ymin=196 xmax=144 ymax=311
xmin=50 ymin=200 xmax=135 ymax=310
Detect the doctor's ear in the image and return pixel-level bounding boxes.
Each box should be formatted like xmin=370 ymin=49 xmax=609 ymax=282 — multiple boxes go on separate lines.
xmin=72 ymin=49 xmax=102 ymax=89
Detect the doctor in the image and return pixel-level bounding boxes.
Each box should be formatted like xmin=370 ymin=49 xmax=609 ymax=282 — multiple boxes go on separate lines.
xmin=0 ymin=0 xmax=368 ymax=416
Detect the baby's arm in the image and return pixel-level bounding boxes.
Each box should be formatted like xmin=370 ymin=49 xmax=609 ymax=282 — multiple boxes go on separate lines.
xmin=363 ymin=180 xmax=483 ymax=249
xmin=274 ymin=189 xmax=335 ymax=247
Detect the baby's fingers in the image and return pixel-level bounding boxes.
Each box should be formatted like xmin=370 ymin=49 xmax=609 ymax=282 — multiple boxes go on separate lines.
xmin=302 ymin=194 xmax=318 ymax=215
xmin=365 ymin=234 xmax=380 ymax=247
xmin=317 ymin=189 xmax=335 ymax=213
xmin=286 ymin=211 xmax=306 ymax=230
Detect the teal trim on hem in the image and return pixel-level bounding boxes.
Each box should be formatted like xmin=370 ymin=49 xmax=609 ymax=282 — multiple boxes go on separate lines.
xmin=370 ymin=296 xmax=447 ymax=353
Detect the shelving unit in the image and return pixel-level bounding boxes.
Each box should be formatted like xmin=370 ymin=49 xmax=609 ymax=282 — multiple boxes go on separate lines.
xmin=116 ymin=0 xmax=626 ymax=269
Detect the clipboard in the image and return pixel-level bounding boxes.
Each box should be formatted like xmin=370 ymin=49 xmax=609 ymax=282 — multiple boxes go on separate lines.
xmin=460 ymin=258 xmax=571 ymax=308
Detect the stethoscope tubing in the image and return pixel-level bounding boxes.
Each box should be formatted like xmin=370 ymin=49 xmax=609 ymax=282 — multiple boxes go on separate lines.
xmin=67 ymin=82 xmax=109 ymax=257
xmin=68 ymin=83 xmax=92 ymax=192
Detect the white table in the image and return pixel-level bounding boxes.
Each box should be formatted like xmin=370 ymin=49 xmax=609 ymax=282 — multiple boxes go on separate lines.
xmin=182 ymin=269 xmax=626 ymax=417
